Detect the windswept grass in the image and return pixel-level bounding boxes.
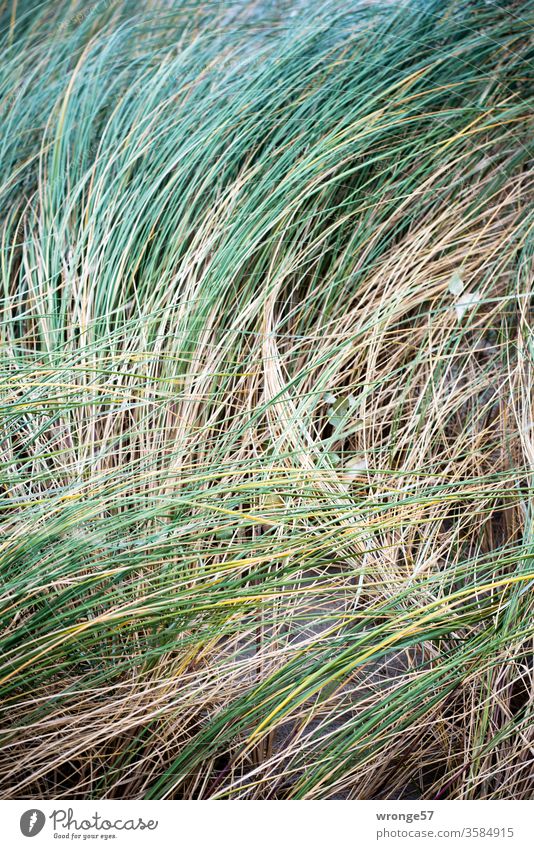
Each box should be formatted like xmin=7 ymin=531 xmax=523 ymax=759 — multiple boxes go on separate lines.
xmin=0 ymin=0 xmax=532 ymax=799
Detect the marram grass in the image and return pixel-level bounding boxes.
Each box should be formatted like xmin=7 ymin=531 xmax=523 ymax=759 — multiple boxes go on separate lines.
xmin=0 ymin=0 xmax=533 ymax=799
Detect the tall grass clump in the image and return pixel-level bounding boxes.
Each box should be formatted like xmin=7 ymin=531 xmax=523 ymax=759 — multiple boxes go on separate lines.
xmin=0 ymin=0 xmax=532 ymax=800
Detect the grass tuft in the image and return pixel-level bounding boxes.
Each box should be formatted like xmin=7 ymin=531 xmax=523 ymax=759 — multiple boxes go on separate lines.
xmin=0 ymin=0 xmax=533 ymax=799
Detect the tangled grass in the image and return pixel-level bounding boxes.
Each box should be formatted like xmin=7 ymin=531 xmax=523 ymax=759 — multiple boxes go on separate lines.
xmin=0 ymin=0 xmax=533 ymax=800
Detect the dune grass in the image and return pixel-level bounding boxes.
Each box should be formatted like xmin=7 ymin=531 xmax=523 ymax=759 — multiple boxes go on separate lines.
xmin=0 ymin=0 xmax=533 ymax=799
